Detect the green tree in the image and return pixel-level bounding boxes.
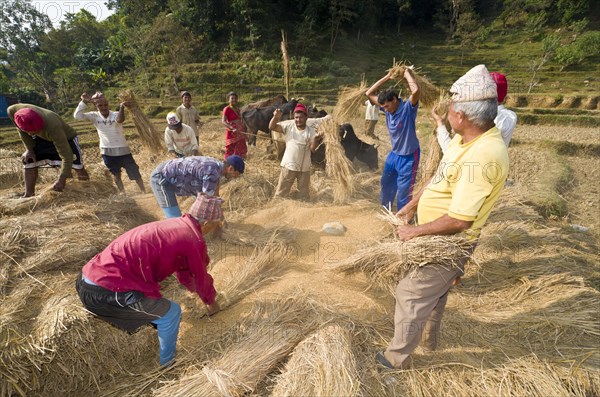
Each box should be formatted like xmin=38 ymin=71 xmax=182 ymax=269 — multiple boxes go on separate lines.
xmin=555 ymin=31 xmax=600 ymax=70
xmin=0 ymin=0 xmax=54 ymax=101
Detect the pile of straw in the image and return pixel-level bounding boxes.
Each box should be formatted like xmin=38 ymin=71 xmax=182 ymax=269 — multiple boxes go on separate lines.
xmin=330 ymin=236 xmax=475 ymax=290
xmin=419 ymin=93 xmax=451 ymax=187
xmin=152 ymin=296 xmax=323 ymax=397
xmin=386 ymin=356 xmax=599 ymax=397
xmin=0 ymin=275 xmax=157 ymax=397
xmin=387 ymin=61 xmax=440 ymax=107
xmin=118 ymin=90 xmax=163 ymax=154
xmin=321 ymin=118 xmax=354 ymax=204
xmin=332 ymin=82 xmax=368 ymax=122
xmin=270 ymin=324 xmax=361 ymax=397
xmin=219 ymin=173 xmax=275 ymax=212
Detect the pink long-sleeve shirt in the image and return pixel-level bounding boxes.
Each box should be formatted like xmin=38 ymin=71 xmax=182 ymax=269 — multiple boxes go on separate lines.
xmin=82 ymin=214 xmax=216 ymax=305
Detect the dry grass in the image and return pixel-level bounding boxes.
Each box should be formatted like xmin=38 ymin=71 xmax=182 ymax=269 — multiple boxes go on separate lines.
xmin=222 ymin=225 xmax=297 ymax=248
xmin=219 ymin=172 xmax=276 ymax=213
xmin=0 ymin=275 xmax=157 ymax=397
xmin=387 ymin=61 xmax=440 ymax=107
xmin=270 ymin=324 xmax=361 ymax=397
xmin=152 ymin=296 xmax=324 ymax=397
xmin=332 ymin=82 xmax=369 ymax=123
xmin=322 ymin=118 xmax=355 ymax=204
xmin=119 ymin=90 xmax=164 ymax=154
xmin=330 ymin=235 xmax=475 ymax=291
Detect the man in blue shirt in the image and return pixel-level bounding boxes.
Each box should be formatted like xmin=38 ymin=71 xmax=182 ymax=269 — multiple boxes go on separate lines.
xmin=366 ymin=68 xmax=421 ymax=211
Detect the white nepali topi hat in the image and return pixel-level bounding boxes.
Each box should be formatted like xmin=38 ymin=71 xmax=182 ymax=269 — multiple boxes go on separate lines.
xmin=450 ymin=64 xmax=498 ymax=102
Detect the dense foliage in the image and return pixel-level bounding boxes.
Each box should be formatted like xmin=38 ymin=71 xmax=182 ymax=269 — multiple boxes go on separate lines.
xmin=0 ymin=0 xmax=597 ymax=106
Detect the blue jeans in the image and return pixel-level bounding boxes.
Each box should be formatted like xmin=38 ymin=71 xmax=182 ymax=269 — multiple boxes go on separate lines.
xmin=380 ymin=149 xmax=420 ymax=211
xmin=151 ymin=301 xmax=182 ymax=366
xmin=150 ymin=166 xmax=182 ymax=218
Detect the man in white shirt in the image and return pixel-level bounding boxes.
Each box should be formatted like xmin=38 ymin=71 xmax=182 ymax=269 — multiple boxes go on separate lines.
xmin=74 ymin=92 xmax=145 ymax=193
xmin=364 ymin=99 xmax=379 ymax=138
xmin=432 ymin=71 xmax=517 ymax=153
xmin=175 ymin=91 xmax=202 ymax=140
xmin=164 ymin=112 xmax=199 ymax=158
xmin=490 ymin=72 xmax=517 ymax=147
xmin=269 ymin=103 xmax=323 ymax=200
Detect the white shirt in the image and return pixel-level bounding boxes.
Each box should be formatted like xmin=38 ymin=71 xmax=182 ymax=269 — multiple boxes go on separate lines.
xmin=74 ymin=101 xmax=130 ymax=155
xmin=365 ymin=99 xmax=379 ymax=121
xmin=278 ymin=120 xmax=316 ymax=172
xmin=495 ymin=105 xmax=517 ymax=147
xmin=436 ymin=105 xmax=517 ymax=154
xmin=164 ymin=123 xmax=199 ymax=156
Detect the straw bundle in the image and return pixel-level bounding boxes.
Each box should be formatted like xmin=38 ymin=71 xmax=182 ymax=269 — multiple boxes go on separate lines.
xmin=0 ymin=275 xmax=157 ymax=397
xmin=219 ymin=173 xmax=275 ymax=212
xmin=330 ymin=236 xmax=475 ymax=290
xmin=332 ymin=82 xmax=368 ymax=122
xmin=321 ymin=118 xmax=354 ymax=204
xmin=387 ymin=61 xmax=440 ymax=107
xmin=153 ymin=297 xmax=323 ymax=397
xmin=420 ymin=93 xmax=451 ymax=186
xmin=118 ymin=90 xmax=163 ymax=154
xmin=270 ymin=324 xmax=361 ymax=397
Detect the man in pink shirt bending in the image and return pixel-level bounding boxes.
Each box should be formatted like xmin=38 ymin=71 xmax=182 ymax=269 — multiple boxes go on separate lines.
xmin=75 ymin=195 xmax=223 ymax=366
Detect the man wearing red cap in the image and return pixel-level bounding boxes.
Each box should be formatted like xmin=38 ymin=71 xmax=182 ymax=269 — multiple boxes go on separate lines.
xmin=269 ymin=103 xmax=324 ymax=200
xmin=8 ymin=103 xmax=89 ymax=197
xmin=490 ymin=72 xmax=517 ymax=147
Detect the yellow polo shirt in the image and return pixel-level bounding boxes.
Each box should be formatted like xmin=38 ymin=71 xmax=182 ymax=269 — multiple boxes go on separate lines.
xmin=417 ymin=126 xmax=509 ymax=236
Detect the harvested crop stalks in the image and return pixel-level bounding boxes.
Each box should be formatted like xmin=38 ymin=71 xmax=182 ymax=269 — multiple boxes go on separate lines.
xmin=387 ymin=61 xmax=440 ymax=107
xmin=330 ymin=236 xmax=475 ymax=290
xmin=118 ymin=90 xmax=163 ymax=154
xmin=270 ymin=324 xmax=361 ymax=397
xmin=153 ymin=296 xmax=323 ymax=397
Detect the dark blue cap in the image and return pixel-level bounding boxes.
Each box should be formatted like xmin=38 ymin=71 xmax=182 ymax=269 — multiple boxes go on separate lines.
xmin=225 ymin=155 xmax=245 ymax=174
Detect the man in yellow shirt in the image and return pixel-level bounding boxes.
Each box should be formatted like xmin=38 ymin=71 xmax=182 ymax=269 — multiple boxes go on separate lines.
xmin=376 ymin=65 xmax=509 ymax=370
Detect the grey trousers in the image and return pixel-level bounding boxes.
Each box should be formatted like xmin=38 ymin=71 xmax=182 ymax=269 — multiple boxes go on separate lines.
xmin=274 ymin=167 xmax=310 ymax=199
xmin=384 ymin=263 xmax=464 ymax=368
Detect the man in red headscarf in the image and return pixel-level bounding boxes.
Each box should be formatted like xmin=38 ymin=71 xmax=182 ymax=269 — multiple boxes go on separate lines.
xmin=268 ymin=103 xmax=324 ymax=200
xmin=8 ymin=103 xmax=89 ymax=197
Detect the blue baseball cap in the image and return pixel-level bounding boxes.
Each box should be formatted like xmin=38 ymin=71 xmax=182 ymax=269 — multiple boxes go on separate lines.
xmin=225 ymin=155 xmax=245 ymax=174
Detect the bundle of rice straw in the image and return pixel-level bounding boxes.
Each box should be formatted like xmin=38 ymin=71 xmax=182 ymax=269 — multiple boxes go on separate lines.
xmin=270 ymin=324 xmax=361 ymax=397
xmin=152 ymin=296 xmax=322 ymax=397
xmin=332 ymin=81 xmax=368 ymax=122
xmin=419 ymin=93 xmax=450 ymax=187
xmin=387 ymin=61 xmax=440 ymax=107
xmin=321 ymin=117 xmax=354 ymax=204
xmin=173 ymin=232 xmax=287 ymax=319
xmin=219 ymin=173 xmax=275 ymax=212
xmin=330 ymin=236 xmax=475 ymax=291
xmin=1 ymin=276 xmax=156 ymax=397
xmin=118 ymin=90 xmax=163 ymax=154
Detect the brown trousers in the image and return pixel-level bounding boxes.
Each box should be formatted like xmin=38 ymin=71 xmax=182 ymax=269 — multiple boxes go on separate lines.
xmin=384 ymin=263 xmax=464 ymax=368
xmin=364 ymin=119 xmax=377 ymax=137
xmin=274 ymin=167 xmax=310 ymax=199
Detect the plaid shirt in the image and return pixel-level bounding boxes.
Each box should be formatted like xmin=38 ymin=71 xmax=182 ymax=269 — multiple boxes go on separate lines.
xmin=160 ymin=156 xmax=224 ymax=197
